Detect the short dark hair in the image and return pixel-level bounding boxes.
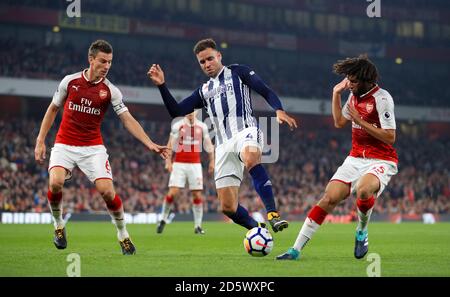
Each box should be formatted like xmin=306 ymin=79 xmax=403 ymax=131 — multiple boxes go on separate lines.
xmin=88 ymin=40 xmax=113 ymax=58
xmin=193 ymin=38 xmax=217 ymax=55
xmin=333 ymin=54 xmax=378 ymax=83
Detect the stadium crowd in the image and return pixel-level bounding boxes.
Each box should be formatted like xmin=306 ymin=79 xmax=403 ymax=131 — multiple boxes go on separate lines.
xmin=0 ymin=116 xmax=448 ymax=218
xmin=5 ymin=0 xmax=450 ymax=45
xmin=1 ymin=37 xmax=448 ymax=107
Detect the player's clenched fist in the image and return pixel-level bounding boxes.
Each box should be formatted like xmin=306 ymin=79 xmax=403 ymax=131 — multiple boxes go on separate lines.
xmin=147 ymin=64 xmax=165 ymax=86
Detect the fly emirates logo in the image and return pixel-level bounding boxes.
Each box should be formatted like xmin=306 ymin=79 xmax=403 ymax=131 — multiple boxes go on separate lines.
xmin=352 ymin=121 xmax=378 ymax=129
xmin=68 ymin=98 xmax=101 ymax=115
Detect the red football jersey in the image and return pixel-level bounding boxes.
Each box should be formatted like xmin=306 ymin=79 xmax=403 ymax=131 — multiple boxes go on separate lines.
xmin=52 ymin=70 xmax=128 ymax=146
xmin=342 ymin=85 xmax=398 ymax=164
xmin=171 ymin=118 xmax=210 ymax=163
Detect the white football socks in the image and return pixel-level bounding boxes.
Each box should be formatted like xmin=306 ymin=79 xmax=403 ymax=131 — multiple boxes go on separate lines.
xmin=161 ymin=199 xmax=173 ymax=221
xmin=357 ymin=207 xmax=374 ymax=232
xmin=192 ymin=203 xmax=203 ymax=228
xmin=50 ymin=203 xmax=65 ymax=229
xmin=108 ymin=207 xmax=129 ymax=241
xmin=293 ymin=218 xmax=321 ymax=251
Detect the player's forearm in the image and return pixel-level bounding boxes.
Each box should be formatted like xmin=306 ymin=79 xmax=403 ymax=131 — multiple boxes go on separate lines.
xmin=249 ymin=77 xmax=283 ymax=111
xmin=157 ymin=83 xmax=189 ymax=117
xmin=331 ymin=92 xmax=347 ymax=128
xmin=166 ymin=136 xmax=173 ymax=148
xmin=263 ymin=91 xmax=283 ymax=111
xmin=123 ymin=116 xmax=155 ymax=149
xmin=208 ymin=152 xmax=214 ymax=163
xmin=36 ymin=104 xmax=58 ymax=143
xmin=358 ymin=120 xmax=396 ymax=145
xmin=204 ymin=138 xmax=215 ymax=159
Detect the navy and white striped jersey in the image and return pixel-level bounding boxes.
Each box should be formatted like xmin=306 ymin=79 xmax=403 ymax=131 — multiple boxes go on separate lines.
xmin=157 ymin=64 xmax=284 ymax=146
xmin=199 ymin=65 xmax=258 ymax=145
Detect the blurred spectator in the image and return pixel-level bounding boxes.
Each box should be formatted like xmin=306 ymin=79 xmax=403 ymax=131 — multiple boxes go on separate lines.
xmin=0 ymin=117 xmax=448 ymax=216
xmin=1 ymin=36 xmax=448 ymax=107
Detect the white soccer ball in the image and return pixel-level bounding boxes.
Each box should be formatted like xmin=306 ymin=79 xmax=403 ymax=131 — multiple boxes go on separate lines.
xmin=243 ymin=227 xmax=273 ymax=257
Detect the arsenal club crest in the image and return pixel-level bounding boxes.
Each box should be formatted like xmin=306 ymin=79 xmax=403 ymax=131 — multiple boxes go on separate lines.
xmin=366 ymin=102 xmax=374 ymax=113
xmin=99 ymin=89 xmax=108 ymax=99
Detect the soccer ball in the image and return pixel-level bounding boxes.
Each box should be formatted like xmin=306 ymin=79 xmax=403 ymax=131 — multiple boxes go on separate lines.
xmin=243 ymin=227 xmax=273 ymax=257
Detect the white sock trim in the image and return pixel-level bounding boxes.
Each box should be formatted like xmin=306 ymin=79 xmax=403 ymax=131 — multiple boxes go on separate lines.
xmin=293 ymin=218 xmax=320 ymax=251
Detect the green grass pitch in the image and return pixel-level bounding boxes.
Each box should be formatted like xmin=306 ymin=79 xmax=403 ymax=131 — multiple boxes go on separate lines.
xmin=1 ymin=222 xmax=449 ymax=276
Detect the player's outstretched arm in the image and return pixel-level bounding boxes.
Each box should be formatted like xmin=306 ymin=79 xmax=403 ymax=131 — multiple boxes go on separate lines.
xmin=332 ymin=78 xmax=350 ymax=128
xmin=233 ymin=65 xmax=298 ymax=130
xmin=119 ymin=111 xmax=171 ymax=159
xmin=35 ymin=103 xmax=60 ymax=164
xmin=233 ymin=65 xmax=284 ymax=110
xmin=147 ymin=64 xmax=204 ymax=118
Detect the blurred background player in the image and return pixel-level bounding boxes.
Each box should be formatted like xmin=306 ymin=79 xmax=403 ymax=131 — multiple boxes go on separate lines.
xmin=157 ymin=111 xmax=214 ymax=235
xmin=148 ymin=38 xmax=298 ymax=233
xmin=277 ymin=55 xmax=398 ymax=261
xmin=34 ymin=39 xmax=170 ymax=255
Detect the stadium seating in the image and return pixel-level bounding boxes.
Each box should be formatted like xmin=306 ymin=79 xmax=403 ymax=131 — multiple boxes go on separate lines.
xmin=0 ymin=117 xmax=448 ymax=216
xmin=1 ymin=38 xmax=448 ymax=107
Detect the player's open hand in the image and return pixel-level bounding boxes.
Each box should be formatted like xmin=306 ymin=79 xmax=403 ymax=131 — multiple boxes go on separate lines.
xmin=149 ymin=143 xmax=171 ymax=160
xmin=34 ymin=141 xmax=46 ymax=164
xmin=147 ymin=64 xmax=165 ymax=86
xmin=333 ymin=78 xmax=350 ymax=94
xmin=276 ymin=110 xmax=298 ymax=131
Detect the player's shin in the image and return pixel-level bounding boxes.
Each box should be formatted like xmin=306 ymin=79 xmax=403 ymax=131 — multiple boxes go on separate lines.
xmin=106 ymin=194 xmax=129 ymax=240
xmin=224 ymin=204 xmax=259 ymax=230
xmin=47 ymin=190 xmax=64 ymax=229
xmin=293 ymin=205 xmax=328 ymax=251
xmin=192 ymin=197 xmax=203 ymax=228
xmin=161 ymin=195 xmax=174 ymax=221
xmin=356 ymin=196 xmax=375 ymax=232
xmin=249 ymin=164 xmax=276 ymax=213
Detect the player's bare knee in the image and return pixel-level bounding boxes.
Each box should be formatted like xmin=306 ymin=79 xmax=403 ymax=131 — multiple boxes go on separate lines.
xmin=168 ymin=188 xmax=180 ymax=198
xmin=192 ymin=191 xmax=202 ymax=200
xmin=356 ymin=186 xmax=372 ymax=199
xmin=242 ymin=154 xmax=260 ymax=169
xmin=320 ymin=193 xmax=340 ymax=209
xmin=49 ymin=180 xmax=64 ymax=193
xmin=100 ymin=189 xmax=115 ymax=201
xmin=241 ymin=150 xmax=261 ymax=169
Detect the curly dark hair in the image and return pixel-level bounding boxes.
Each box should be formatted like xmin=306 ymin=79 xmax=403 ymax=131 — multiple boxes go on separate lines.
xmin=333 ymin=54 xmax=378 ymax=83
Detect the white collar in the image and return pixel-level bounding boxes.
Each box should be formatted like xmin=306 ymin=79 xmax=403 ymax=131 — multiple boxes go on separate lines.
xmin=211 ymin=66 xmax=225 ymax=80
xmin=359 ymin=84 xmax=378 ymax=98
xmin=82 ymin=69 xmax=104 ymax=84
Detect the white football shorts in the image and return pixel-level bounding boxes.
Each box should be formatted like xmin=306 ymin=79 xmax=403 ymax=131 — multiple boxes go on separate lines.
xmin=168 ymin=162 xmax=203 ymax=190
xmin=48 ymin=143 xmax=112 ymax=183
xmin=330 ymin=156 xmax=398 ymax=197
xmin=215 ymin=127 xmax=264 ymax=189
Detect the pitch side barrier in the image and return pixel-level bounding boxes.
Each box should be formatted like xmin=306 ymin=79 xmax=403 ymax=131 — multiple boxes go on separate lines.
xmin=0 ymin=212 xmax=446 ymax=224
